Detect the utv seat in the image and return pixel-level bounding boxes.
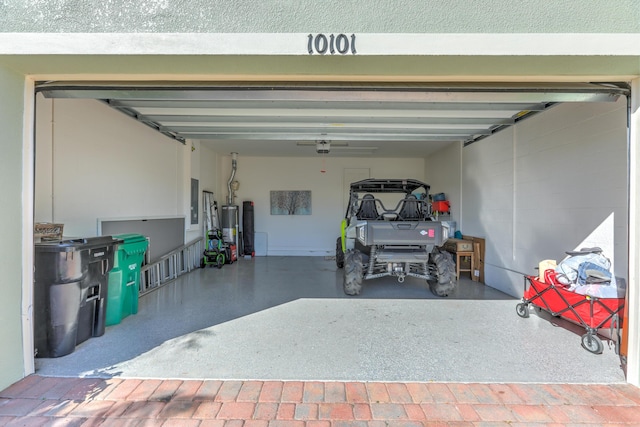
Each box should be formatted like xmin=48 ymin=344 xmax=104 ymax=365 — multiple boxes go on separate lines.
xmin=356 ymin=194 xmax=379 ymax=220
xmin=397 ymin=194 xmax=422 ymax=220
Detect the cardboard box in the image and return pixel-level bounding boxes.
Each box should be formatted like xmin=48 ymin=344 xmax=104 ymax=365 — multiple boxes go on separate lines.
xmin=442 ymin=238 xmax=473 ymax=253
xmin=463 ymin=235 xmax=485 ymax=283
xmin=34 ymin=223 xmax=64 ymax=241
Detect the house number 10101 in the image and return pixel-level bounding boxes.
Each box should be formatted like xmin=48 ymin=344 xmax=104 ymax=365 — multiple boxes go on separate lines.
xmin=307 ymin=34 xmax=357 ymax=55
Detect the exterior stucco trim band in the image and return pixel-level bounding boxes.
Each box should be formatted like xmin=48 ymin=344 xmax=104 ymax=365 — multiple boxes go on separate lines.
xmin=1 ymin=33 xmax=640 ymax=56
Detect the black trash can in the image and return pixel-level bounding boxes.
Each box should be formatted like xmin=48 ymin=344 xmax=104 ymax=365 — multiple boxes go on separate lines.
xmin=34 ymin=236 xmax=120 ymax=358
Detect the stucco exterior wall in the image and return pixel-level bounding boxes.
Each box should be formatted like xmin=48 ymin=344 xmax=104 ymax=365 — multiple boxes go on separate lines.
xmin=0 ymin=66 xmax=26 ymax=390
xmin=1 ymin=0 xmax=639 ymax=33
xmin=628 ymin=77 xmax=640 ymax=389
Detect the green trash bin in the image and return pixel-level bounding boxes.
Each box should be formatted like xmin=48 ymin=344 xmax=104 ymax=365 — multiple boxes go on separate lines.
xmin=106 ymin=233 xmax=148 ymax=326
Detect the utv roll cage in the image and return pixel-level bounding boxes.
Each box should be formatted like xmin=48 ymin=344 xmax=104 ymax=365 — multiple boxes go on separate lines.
xmin=345 ymin=178 xmax=433 ymax=221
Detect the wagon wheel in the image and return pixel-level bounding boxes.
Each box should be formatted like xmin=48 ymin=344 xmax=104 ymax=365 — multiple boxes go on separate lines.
xmin=516 ymin=303 xmax=530 ymax=318
xmin=581 ymin=333 xmax=604 ymax=354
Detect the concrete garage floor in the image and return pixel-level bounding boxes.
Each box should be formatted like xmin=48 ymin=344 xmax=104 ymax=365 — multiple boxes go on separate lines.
xmin=35 ymin=256 xmax=626 ymax=383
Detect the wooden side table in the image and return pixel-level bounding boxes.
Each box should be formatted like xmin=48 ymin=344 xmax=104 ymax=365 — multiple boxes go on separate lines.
xmin=454 ymin=251 xmax=474 ymax=279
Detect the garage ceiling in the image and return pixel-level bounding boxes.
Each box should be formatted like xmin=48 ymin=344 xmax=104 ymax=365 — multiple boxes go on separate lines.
xmin=37 ymin=82 xmax=627 ymax=158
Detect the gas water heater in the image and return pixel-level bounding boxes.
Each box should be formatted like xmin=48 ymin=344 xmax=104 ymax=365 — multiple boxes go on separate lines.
xmin=221 ymin=153 xmax=239 ymax=253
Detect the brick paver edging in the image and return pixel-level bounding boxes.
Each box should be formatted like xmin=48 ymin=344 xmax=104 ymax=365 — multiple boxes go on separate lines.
xmin=1 ymin=375 xmax=640 ymax=426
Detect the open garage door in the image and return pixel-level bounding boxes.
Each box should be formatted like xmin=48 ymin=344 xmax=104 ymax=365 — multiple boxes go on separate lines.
xmin=32 ymin=80 xmax=633 ymax=383
xmin=37 ymin=82 xmax=628 ymax=157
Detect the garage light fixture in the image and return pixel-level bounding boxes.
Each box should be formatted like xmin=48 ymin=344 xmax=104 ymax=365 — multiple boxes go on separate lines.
xmin=316 ymin=141 xmax=330 ymax=154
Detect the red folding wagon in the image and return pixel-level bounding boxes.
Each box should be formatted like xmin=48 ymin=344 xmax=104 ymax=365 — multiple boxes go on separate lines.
xmin=516 ymin=273 xmax=624 ymax=354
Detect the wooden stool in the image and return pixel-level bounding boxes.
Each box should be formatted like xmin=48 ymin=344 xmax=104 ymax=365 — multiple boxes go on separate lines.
xmin=454 ymin=251 xmax=474 ymax=280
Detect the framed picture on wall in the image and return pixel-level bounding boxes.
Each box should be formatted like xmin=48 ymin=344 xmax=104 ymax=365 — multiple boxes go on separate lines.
xmin=270 ymin=190 xmax=311 ymax=215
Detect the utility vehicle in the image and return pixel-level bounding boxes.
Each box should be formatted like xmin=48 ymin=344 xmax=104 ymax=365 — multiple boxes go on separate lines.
xmin=336 ymin=179 xmax=456 ymax=296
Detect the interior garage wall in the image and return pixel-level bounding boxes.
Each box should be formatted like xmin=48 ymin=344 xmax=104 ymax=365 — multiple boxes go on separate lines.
xmin=195 ymin=142 xmax=220 ymax=241
xmin=0 ymin=66 xmax=27 ymax=390
xmin=183 ymin=139 xmax=221 ymax=244
xmin=424 ymin=142 xmax=462 ymax=227
xmin=216 ymin=155 xmax=425 ymax=255
xmin=460 ymin=99 xmax=628 ymax=297
xmin=35 ymin=96 xmax=187 ymax=238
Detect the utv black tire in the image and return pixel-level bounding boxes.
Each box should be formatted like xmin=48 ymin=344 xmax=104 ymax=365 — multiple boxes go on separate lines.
xmin=343 ymin=250 xmax=363 ymax=295
xmin=336 ymin=237 xmax=345 ymax=269
xmin=428 ymin=248 xmax=456 ymax=297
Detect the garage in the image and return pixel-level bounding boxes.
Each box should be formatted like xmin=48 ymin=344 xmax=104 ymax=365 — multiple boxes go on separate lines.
xmin=27 ymin=81 xmax=630 ymax=383
xmin=0 ymin=2 xmax=639 ymax=396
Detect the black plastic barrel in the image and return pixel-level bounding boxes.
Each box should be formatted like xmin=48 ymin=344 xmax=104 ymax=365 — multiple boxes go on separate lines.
xmin=34 ymin=236 xmax=120 ymax=358
xmin=242 ymin=201 xmax=255 ymax=256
